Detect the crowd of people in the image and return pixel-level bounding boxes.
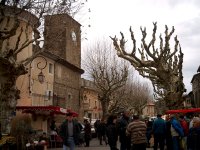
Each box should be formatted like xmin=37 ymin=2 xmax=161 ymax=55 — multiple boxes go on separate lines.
xmin=51 ymin=111 xmax=200 ymax=150
xmin=149 ymin=113 xmax=200 ymax=150
xmin=94 ymin=112 xmax=200 ymax=150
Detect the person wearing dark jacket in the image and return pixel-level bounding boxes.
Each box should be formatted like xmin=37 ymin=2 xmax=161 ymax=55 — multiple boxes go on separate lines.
xmin=97 ymin=118 xmax=108 ymax=145
xmin=165 ymin=115 xmax=173 ymax=150
xmin=118 ymin=110 xmax=131 ymax=150
xmin=84 ymin=119 xmax=92 ymax=147
xmin=59 ymin=112 xmax=80 ymax=150
xmin=106 ymin=114 xmax=119 ymax=150
xmin=152 ymin=114 xmax=166 ymax=150
xmin=187 ymin=117 xmax=200 ymax=150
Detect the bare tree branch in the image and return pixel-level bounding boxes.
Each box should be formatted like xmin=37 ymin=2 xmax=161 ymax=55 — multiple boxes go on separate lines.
xmin=83 ymin=40 xmax=128 ymax=117
xmin=111 ymin=23 xmax=185 ymax=109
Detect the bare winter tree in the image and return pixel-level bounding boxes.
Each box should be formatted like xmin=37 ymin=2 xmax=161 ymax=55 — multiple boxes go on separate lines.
xmin=110 ymin=22 xmax=185 ymax=110
xmin=83 ymin=40 xmax=128 ymax=117
xmin=109 ymin=77 xmax=152 ymax=115
xmin=0 ymin=0 xmax=86 ymax=134
xmin=125 ymin=80 xmax=151 ymax=115
xmin=108 ymin=87 xmax=126 ymax=114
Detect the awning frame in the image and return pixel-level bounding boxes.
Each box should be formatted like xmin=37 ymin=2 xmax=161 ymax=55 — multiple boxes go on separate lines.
xmin=16 ymin=106 xmax=78 ymax=116
xmin=165 ymin=108 xmax=200 ymax=114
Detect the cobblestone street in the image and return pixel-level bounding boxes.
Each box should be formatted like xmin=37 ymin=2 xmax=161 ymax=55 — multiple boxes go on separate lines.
xmin=49 ymin=137 xmax=153 ymax=150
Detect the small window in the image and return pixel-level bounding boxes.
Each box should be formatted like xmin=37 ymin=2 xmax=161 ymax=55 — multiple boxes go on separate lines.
xmin=45 ymin=90 xmax=52 ymax=100
xmin=68 ymin=94 xmax=72 ymax=100
xmin=49 ymin=63 xmax=53 ymax=74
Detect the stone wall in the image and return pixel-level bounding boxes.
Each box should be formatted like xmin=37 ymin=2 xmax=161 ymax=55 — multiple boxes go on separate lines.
xmin=54 ymin=63 xmax=81 ymax=112
xmin=192 ymin=73 xmax=200 ymax=107
xmin=44 ymin=14 xmax=81 ymax=68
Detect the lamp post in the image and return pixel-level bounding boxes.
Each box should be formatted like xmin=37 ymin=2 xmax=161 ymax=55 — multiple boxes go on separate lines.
xmin=32 ymin=56 xmax=47 ymax=84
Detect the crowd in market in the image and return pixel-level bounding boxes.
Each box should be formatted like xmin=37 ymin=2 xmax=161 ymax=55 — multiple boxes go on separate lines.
xmin=93 ymin=111 xmax=200 ymax=150
xmin=45 ymin=111 xmax=200 ymax=150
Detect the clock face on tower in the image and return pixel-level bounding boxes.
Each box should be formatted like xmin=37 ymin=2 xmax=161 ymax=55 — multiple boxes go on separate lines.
xmin=71 ymin=31 xmax=77 ymax=42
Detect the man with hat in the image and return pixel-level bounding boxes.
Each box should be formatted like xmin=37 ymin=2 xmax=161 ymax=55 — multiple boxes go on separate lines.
xmin=59 ymin=112 xmax=81 ymax=150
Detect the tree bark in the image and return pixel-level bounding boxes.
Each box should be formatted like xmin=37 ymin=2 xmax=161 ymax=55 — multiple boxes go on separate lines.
xmin=0 ymin=59 xmax=26 ymax=134
xmin=100 ymin=97 xmax=109 ymax=118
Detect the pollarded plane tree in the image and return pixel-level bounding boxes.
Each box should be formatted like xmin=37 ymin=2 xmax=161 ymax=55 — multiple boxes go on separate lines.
xmin=110 ymin=22 xmax=185 ymax=110
xmin=83 ymin=41 xmax=128 ymax=117
xmin=0 ymin=0 xmax=86 ymax=134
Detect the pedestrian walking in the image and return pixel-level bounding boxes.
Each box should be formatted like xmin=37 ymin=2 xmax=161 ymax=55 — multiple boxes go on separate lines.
xmin=179 ymin=115 xmax=189 ymax=150
xmin=106 ymin=114 xmax=119 ymax=150
xmin=145 ymin=119 xmax=153 ymax=148
xmin=165 ymin=115 xmax=173 ymax=150
xmin=152 ymin=114 xmax=166 ymax=150
xmin=187 ymin=117 xmax=200 ymax=150
xmin=84 ymin=119 xmax=92 ymax=147
xmin=118 ymin=110 xmax=131 ymax=150
xmin=94 ymin=119 xmax=100 ymax=137
xmin=97 ymin=118 xmax=108 ymax=145
xmin=126 ymin=115 xmax=147 ymax=150
xmin=59 ymin=112 xmax=81 ymax=150
xmin=170 ymin=114 xmax=184 ymax=150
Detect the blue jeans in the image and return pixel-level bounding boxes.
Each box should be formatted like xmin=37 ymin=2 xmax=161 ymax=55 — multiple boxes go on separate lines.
xmin=63 ymin=137 xmax=75 ymax=150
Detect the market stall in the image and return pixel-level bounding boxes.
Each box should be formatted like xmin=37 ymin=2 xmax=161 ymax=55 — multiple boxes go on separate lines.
xmin=166 ymin=108 xmax=200 ymax=114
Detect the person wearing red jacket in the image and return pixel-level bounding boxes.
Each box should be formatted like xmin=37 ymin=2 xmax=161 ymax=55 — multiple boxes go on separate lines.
xmin=179 ymin=115 xmax=189 ymax=150
xmin=179 ymin=115 xmax=189 ymax=136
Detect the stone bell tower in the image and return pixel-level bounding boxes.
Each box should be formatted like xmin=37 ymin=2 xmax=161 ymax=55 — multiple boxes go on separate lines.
xmin=44 ymin=14 xmax=81 ymax=68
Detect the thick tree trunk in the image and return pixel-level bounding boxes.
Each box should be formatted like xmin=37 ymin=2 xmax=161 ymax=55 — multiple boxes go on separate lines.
xmin=0 ymin=77 xmax=19 ymax=134
xmin=0 ymin=59 xmax=26 ymax=134
xmin=165 ymin=92 xmax=184 ymax=109
xmin=101 ymin=100 xmax=109 ymax=119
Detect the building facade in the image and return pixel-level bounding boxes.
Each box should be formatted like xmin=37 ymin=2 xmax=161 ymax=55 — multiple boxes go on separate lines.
xmin=142 ymin=101 xmax=155 ymax=117
xmin=191 ymin=66 xmax=200 ymax=107
xmin=81 ymin=78 xmax=103 ymax=121
xmin=16 ymin=14 xmax=84 ymax=133
xmin=44 ymin=14 xmax=83 ymax=113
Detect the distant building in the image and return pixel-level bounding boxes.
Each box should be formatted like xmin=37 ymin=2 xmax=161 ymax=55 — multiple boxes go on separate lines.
xmin=80 ymin=78 xmax=102 ymax=121
xmin=182 ymin=91 xmax=195 ymax=108
xmin=191 ymin=66 xmax=200 ymax=107
xmin=143 ymin=100 xmax=155 ymax=117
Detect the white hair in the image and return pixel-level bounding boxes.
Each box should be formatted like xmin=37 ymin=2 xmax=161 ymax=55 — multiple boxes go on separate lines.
xmin=193 ymin=117 xmax=200 ymax=123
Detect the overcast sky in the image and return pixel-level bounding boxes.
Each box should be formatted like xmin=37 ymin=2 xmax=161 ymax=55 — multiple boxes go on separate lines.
xmin=76 ymin=0 xmax=200 ymax=93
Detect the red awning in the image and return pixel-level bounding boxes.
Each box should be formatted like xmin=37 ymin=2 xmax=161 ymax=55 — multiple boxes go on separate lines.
xmin=16 ymin=106 xmax=78 ymax=116
xmin=165 ymin=108 xmax=200 ymax=114
xmin=67 ymin=109 xmax=79 ymax=117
